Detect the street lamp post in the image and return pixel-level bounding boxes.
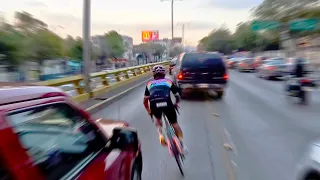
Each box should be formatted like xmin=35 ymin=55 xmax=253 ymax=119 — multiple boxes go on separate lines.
xmin=161 ymin=0 xmax=182 ymax=57
xmin=177 ymin=23 xmax=189 ymax=48
xmin=83 ymin=0 xmax=91 ymax=92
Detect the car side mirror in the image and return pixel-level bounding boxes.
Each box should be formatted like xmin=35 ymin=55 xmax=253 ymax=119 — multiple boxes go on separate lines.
xmin=110 ymin=127 xmax=139 ymax=151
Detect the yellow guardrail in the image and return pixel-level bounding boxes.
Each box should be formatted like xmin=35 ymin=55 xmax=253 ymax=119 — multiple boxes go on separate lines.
xmin=35 ymin=61 xmax=169 ymax=102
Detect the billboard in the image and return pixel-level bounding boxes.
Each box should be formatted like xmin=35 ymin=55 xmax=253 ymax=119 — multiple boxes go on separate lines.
xmin=141 ymin=30 xmax=159 ymax=42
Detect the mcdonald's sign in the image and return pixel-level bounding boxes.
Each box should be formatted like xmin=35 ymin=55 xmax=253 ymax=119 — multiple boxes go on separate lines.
xmin=141 ymin=30 xmax=159 ymax=42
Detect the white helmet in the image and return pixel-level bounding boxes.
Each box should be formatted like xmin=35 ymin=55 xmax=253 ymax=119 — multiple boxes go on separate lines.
xmin=152 ymin=65 xmax=166 ymax=75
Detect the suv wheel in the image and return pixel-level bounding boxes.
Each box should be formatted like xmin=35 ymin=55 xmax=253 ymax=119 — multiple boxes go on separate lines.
xmin=131 ymin=163 xmax=142 ymax=180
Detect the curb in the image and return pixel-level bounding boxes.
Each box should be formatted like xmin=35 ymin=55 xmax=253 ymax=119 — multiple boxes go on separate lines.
xmin=85 ymin=77 xmax=152 ymax=114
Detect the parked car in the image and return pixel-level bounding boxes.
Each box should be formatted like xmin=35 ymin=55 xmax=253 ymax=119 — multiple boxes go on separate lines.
xmin=172 ymin=52 xmax=228 ymax=99
xmin=169 ymin=57 xmax=178 ymax=75
xmin=227 ymin=58 xmax=242 ymax=69
xmin=237 ymin=58 xmax=255 ymax=72
xmin=0 ymin=83 xmax=142 ymax=180
xmin=256 ymin=57 xmax=286 ymax=79
xmin=253 ymin=56 xmax=268 ymax=69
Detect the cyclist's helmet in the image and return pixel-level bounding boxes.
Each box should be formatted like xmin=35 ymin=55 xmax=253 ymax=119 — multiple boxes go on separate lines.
xmin=152 ymin=65 xmax=166 ymax=75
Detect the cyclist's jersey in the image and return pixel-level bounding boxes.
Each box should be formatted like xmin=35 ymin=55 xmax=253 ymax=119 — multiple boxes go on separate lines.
xmin=144 ymin=78 xmax=179 ymax=103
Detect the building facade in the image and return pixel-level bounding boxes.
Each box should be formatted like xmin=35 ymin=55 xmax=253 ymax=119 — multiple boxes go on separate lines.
xmin=121 ymin=35 xmax=134 ymax=61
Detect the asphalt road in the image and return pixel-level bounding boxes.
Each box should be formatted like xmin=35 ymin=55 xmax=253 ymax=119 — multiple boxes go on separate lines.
xmin=92 ymin=70 xmax=320 ymax=180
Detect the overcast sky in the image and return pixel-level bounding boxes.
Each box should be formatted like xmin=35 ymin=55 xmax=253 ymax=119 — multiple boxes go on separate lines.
xmin=0 ymin=0 xmax=263 ymax=45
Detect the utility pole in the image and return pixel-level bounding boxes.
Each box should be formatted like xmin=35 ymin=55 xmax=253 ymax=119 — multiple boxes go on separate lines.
xmin=83 ymin=0 xmax=91 ymax=92
xmin=171 ymin=0 xmax=174 ymax=40
xmin=177 ymin=23 xmax=189 ymax=48
xmin=161 ymin=0 xmax=182 ymax=57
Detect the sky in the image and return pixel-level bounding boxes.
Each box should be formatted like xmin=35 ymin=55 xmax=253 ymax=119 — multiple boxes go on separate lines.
xmin=0 ymin=0 xmax=263 ymax=45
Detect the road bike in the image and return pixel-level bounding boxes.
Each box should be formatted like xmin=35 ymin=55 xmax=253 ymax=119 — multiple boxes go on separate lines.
xmin=150 ymin=103 xmax=185 ymax=176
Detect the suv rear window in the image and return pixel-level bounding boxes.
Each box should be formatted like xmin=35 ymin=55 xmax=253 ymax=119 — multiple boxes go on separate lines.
xmin=181 ymin=53 xmax=225 ymax=69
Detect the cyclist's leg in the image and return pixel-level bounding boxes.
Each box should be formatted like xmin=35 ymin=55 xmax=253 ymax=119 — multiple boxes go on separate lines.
xmin=164 ymin=106 xmax=183 ymax=142
xmin=150 ymin=105 xmax=166 ymax=145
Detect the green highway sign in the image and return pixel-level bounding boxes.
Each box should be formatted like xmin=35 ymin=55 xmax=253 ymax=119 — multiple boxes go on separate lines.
xmin=251 ymin=21 xmax=280 ymax=31
xmin=290 ymin=19 xmax=319 ymax=31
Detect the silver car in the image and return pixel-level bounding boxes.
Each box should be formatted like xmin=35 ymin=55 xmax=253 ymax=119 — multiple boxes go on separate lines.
xmin=237 ymin=58 xmax=255 ymax=72
xmin=256 ymin=58 xmax=287 ymax=79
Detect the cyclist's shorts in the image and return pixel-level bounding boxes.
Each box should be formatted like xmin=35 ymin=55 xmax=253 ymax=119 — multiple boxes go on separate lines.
xmin=150 ymin=101 xmax=177 ymax=124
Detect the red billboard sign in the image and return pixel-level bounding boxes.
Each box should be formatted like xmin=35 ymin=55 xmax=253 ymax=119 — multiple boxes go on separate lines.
xmin=141 ymin=30 xmax=159 ymax=42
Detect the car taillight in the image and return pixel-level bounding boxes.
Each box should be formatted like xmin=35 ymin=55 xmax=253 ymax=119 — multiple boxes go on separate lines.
xmin=223 ymin=73 xmax=229 ymax=81
xmin=177 ymin=73 xmax=183 ymax=80
xmin=300 ymin=79 xmax=311 ymax=83
xmin=266 ymin=66 xmax=276 ymax=70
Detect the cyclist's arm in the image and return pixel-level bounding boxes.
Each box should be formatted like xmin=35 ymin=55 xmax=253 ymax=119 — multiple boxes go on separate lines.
xmin=170 ymin=83 xmax=180 ymax=104
xmin=143 ymin=86 xmax=151 ymax=113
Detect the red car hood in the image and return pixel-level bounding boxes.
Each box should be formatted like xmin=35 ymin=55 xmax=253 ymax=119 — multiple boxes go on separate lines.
xmin=95 ymin=119 xmax=128 ymax=138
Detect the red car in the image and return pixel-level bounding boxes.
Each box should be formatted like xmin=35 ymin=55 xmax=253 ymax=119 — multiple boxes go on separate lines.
xmin=0 ymin=83 xmax=142 ymax=180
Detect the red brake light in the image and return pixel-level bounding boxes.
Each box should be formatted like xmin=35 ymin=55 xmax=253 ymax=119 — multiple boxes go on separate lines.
xmin=266 ymin=66 xmax=276 ymax=70
xmin=177 ymin=73 xmax=183 ymax=80
xmin=223 ymin=73 xmax=229 ymax=81
xmin=300 ymin=79 xmax=311 ymax=83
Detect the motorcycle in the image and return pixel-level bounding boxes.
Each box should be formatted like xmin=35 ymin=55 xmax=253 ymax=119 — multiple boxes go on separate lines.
xmin=284 ymin=76 xmax=316 ymax=104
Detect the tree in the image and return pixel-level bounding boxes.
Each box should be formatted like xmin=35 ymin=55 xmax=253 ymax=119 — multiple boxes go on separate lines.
xmin=14 ymin=11 xmax=47 ymax=33
xmin=69 ymin=37 xmax=83 ymax=61
xmin=62 ymin=35 xmax=76 ymax=57
xmin=0 ymin=31 xmax=20 ymax=66
xmin=253 ymin=0 xmax=319 ymax=21
xmin=30 ymin=29 xmax=63 ymax=64
xmin=253 ymin=0 xmax=320 ymax=36
xmin=198 ymin=28 xmax=233 ymax=54
xmin=104 ymin=30 xmax=125 ymax=58
xmin=232 ymin=22 xmax=260 ymax=51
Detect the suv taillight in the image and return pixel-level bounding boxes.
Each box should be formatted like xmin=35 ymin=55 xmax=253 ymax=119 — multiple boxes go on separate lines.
xmin=177 ymin=73 xmax=184 ymax=80
xmin=223 ymin=73 xmax=229 ymax=81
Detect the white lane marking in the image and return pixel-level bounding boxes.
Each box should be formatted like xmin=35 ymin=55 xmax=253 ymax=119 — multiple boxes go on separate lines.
xmin=231 ymin=160 xmax=238 ymax=167
xmin=224 ymin=128 xmax=238 ymax=156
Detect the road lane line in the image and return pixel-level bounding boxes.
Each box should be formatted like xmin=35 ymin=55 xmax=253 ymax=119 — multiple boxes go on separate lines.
xmin=224 ymin=128 xmax=238 ymax=156
xmin=210 ymin=105 xmax=236 ymax=180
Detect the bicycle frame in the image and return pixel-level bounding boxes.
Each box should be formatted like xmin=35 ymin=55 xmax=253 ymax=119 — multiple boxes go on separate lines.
xmin=150 ymin=106 xmax=184 ymax=175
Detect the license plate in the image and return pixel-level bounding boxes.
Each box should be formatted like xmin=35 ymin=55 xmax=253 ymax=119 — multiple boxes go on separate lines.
xmin=198 ymin=84 xmax=209 ymax=88
xmin=156 ymin=102 xmax=167 ymax=108
xmin=181 ymin=84 xmax=192 ymax=88
xmin=302 ymin=87 xmax=313 ymax=91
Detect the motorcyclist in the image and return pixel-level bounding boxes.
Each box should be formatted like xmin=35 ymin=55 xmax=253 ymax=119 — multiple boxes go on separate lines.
xmin=291 ymin=58 xmax=305 ymax=77
xmin=287 ymin=58 xmax=306 ymax=94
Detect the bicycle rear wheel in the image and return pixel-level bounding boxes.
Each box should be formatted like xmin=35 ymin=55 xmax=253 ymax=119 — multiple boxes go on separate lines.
xmin=169 ymin=138 xmax=184 ymax=176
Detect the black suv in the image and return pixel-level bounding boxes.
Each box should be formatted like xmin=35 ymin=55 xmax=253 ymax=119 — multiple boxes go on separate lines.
xmin=172 ymin=52 xmax=228 ymax=99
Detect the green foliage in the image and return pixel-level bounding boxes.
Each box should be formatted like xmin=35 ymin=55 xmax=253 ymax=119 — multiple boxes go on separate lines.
xmin=104 ymin=30 xmax=125 ymax=58
xmin=198 ymin=28 xmax=233 ymax=54
xmin=69 ymin=38 xmax=83 ymax=61
xmin=30 ymin=30 xmax=63 ymax=62
xmin=0 ymin=31 xmax=20 ymax=65
xmin=134 ymin=42 xmax=165 ymax=56
xmin=198 ymin=0 xmax=319 ymax=53
xmin=233 ymin=22 xmax=259 ymax=51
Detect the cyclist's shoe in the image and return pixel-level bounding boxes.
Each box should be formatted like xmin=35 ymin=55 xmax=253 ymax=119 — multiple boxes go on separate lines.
xmin=159 ymin=134 xmax=166 ymax=146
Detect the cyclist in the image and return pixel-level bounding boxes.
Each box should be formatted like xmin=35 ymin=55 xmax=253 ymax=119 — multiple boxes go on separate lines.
xmin=143 ymin=65 xmax=185 ymax=149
